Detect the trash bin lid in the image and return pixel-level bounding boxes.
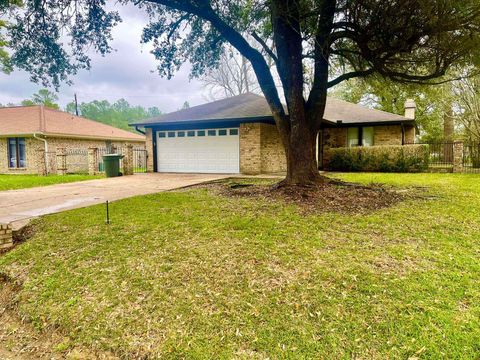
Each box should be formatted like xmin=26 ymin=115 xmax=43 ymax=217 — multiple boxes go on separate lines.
xmin=102 ymin=154 xmax=124 ymax=159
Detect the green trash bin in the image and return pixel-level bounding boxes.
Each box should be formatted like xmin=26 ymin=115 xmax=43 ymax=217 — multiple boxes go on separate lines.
xmin=103 ymin=154 xmax=124 ymax=177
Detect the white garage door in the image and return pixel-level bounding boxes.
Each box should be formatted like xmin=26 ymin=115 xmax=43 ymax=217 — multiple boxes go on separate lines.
xmin=156 ymin=128 xmax=240 ymax=173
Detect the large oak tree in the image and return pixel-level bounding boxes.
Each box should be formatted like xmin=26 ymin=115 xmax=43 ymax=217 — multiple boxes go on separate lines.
xmin=4 ymin=0 xmax=480 ymax=185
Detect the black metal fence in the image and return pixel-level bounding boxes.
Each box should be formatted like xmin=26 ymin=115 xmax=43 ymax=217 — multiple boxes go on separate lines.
xmin=407 ymin=141 xmax=480 ymax=173
xmin=405 ymin=142 xmax=454 ymax=170
xmin=426 ymin=142 xmax=454 ymax=169
xmin=133 ymin=148 xmax=147 ymax=173
xmin=463 ymin=142 xmax=480 ymax=173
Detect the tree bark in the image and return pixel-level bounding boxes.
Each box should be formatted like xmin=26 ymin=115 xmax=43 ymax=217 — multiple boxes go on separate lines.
xmin=282 ymin=123 xmax=323 ymax=186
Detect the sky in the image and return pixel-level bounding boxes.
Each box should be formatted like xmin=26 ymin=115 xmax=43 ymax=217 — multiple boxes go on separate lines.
xmin=0 ymin=4 xmax=209 ymax=113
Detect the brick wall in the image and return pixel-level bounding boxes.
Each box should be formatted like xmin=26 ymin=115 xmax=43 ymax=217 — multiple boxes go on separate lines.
xmin=260 ymin=124 xmax=286 ymax=173
xmin=240 ymin=123 xmax=262 ymax=174
xmin=145 ymin=128 xmax=154 ymax=172
xmin=239 ymin=123 xmax=286 ymax=174
xmin=0 ymin=224 xmax=13 ymax=250
xmin=0 ymin=137 xmax=43 ymax=174
xmin=323 ymin=128 xmax=347 ymax=148
xmin=0 ymin=136 xmax=145 ymax=175
xmin=374 ymin=126 xmax=403 ymax=145
xmin=404 ymin=125 xmax=415 ymax=144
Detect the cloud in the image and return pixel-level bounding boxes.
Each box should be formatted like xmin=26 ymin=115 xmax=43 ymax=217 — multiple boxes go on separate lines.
xmin=0 ymin=4 xmax=206 ymax=112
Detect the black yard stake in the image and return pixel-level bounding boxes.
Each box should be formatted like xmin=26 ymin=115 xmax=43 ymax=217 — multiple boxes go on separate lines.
xmin=105 ymin=200 xmax=110 ymax=224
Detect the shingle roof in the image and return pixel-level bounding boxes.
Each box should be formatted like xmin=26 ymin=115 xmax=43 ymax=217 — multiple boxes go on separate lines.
xmin=131 ymin=93 xmax=411 ymax=126
xmin=0 ymin=105 xmax=145 ymax=141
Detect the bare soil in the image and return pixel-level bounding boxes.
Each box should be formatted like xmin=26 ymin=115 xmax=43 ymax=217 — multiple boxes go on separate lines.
xmin=0 ymin=275 xmax=117 ymax=359
xmin=195 ymin=178 xmax=414 ymax=214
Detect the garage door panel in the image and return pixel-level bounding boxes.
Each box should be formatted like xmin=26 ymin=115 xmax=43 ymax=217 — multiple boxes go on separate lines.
xmin=157 ymin=128 xmax=239 ymax=173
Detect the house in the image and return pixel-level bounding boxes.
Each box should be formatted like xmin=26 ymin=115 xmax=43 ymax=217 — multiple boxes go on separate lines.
xmin=0 ymin=105 xmax=145 ymax=174
xmin=130 ymin=93 xmax=416 ymax=174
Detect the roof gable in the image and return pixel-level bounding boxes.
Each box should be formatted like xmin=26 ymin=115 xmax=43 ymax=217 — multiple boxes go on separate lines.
xmin=0 ymin=105 xmax=145 ymax=141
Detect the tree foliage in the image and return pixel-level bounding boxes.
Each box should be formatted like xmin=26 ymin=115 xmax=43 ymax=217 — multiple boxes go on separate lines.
xmin=0 ymin=0 xmax=22 ymax=73
xmin=451 ymin=75 xmax=480 ymax=141
xmin=21 ymin=88 xmax=60 ymax=109
xmin=331 ymin=76 xmax=447 ymax=142
xmin=65 ymin=98 xmax=162 ymax=132
xmin=3 ymin=0 xmax=480 ymax=184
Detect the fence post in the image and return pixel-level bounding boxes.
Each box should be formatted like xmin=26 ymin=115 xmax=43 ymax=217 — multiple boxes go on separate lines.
xmin=123 ymin=144 xmax=134 ymax=175
xmin=453 ymin=141 xmax=464 ymax=173
xmin=36 ymin=149 xmax=47 ymax=176
xmin=56 ymin=147 xmax=67 ymax=175
xmin=88 ymin=147 xmax=98 ymax=175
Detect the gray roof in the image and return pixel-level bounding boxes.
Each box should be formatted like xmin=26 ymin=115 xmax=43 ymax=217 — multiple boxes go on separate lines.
xmin=131 ymin=93 xmax=411 ymax=126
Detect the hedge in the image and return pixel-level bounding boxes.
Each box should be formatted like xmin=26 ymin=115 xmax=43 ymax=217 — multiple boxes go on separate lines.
xmin=324 ymin=144 xmax=430 ymax=172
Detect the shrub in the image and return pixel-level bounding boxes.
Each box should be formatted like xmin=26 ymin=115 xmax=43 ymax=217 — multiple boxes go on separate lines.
xmin=325 ymin=144 xmax=429 ymax=172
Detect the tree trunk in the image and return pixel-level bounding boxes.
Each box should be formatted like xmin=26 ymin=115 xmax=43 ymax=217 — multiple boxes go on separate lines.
xmin=278 ymin=114 xmax=324 ymax=186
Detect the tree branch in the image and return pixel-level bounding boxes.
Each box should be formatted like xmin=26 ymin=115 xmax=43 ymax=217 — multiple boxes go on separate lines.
xmin=251 ymin=31 xmax=278 ymax=65
xmin=146 ymin=0 xmax=287 ymax=125
xmin=306 ymin=0 xmax=337 ymax=127
xmin=327 ymin=68 xmax=375 ymax=88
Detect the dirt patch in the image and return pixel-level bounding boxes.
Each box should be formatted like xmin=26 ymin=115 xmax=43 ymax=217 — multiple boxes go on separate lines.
xmin=0 ymin=277 xmax=118 ymax=359
xmin=194 ymin=178 xmax=415 ymax=214
xmin=12 ymin=223 xmax=38 ymax=245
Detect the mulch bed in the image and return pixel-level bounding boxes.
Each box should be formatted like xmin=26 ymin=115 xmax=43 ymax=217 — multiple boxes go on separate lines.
xmin=194 ymin=178 xmax=416 ymax=214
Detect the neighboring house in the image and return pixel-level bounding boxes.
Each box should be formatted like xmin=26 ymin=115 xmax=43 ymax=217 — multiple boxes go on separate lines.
xmin=0 ymin=105 xmax=145 ymax=174
xmin=130 ymin=93 xmax=416 ymax=174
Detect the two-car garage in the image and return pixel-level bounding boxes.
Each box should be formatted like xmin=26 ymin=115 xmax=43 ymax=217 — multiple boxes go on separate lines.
xmin=156 ymin=128 xmax=240 ymax=173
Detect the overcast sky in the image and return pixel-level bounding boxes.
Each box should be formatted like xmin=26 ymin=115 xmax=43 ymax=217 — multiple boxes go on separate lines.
xmin=0 ymin=4 xmax=210 ymax=113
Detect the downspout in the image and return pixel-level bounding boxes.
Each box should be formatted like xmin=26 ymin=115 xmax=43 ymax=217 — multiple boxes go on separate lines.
xmin=401 ymin=123 xmax=405 ymax=145
xmin=34 ymin=105 xmax=49 ymax=175
xmin=33 ymin=133 xmax=49 ymax=175
xmin=135 ymin=126 xmax=146 ymax=135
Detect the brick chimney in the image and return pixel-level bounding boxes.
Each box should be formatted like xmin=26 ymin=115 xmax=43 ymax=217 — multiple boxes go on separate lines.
xmin=404 ymin=99 xmax=416 ymax=120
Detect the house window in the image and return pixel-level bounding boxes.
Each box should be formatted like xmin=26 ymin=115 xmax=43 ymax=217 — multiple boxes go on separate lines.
xmin=208 ymin=130 xmax=216 ymax=136
xmin=362 ymin=127 xmax=374 ymax=147
xmin=177 ymin=131 xmax=185 ymax=137
xmin=158 ymin=132 xmax=166 ymax=138
xmin=167 ymin=131 xmax=176 ymax=138
xmin=197 ymin=130 xmax=206 ymax=136
xmin=347 ymin=127 xmax=374 ymax=147
xmin=187 ymin=131 xmax=195 ymax=137
xmin=8 ymin=137 xmax=26 ymax=168
xmin=347 ymin=128 xmax=359 ymax=147
xmin=218 ymin=129 xmax=227 ymax=136
xmin=229 ymin=129 xmax=239 ymax=135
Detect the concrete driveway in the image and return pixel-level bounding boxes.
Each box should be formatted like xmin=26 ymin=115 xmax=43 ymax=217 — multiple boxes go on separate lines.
xmin=0 ymin=173 xmax=228 ymax=229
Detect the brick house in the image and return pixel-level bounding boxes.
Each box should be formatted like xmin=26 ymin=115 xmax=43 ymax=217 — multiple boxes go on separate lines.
xmin=0 ymin=105 xmax=145 ymax=175
xmin=130 ymin=93 xmax=416 ymax=174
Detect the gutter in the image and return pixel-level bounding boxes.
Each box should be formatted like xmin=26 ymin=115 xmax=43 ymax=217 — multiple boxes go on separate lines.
xmin=33 ymin=133 xmax=49 ymax=175
xmin=135 ymin=126 xmax=146 ymax=135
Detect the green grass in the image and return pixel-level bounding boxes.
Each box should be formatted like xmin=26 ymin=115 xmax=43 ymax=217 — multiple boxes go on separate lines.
xmin=1 ymin=173 xmax=479 ymax=358
xmin=0 ymin=174 xmax=102 ymax=191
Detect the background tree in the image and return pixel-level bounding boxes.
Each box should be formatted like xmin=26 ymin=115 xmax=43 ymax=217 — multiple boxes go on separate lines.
xmin=0 ymin=0 xmax=22 ymax=73
xmin=451 ymin=75 xmax=480 ymax=142
xmin=65 ymin=98 xmax=162 ymax=132
xmin=4 ymin=0 xmax=480 ymax=186
xmin=21 ymin=89 xmax=60 ymax=109
xmin=331 ymin=75 xmax=447 ymax=142
xmin=202 ymin=44 xmax=261 ymax=100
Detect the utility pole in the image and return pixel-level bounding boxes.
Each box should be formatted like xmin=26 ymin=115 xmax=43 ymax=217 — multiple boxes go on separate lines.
xmin=74 ymin=93 xmax=79 ymax=116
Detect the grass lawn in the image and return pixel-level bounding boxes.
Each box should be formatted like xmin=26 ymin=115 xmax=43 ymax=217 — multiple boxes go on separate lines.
xmin=0 ymin=173 xmax=479 ymax=358
xmin=0 ymin=174 xmax=102 ymax=191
